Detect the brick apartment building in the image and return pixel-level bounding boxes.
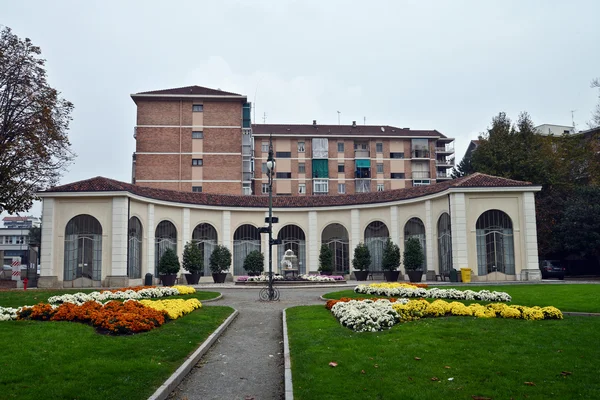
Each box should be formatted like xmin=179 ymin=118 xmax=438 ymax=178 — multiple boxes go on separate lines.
xmin=131 ymin=85 xmax=455 ymax=195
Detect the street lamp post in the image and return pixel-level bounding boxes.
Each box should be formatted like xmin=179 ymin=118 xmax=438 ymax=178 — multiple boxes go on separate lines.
xmin=259 ymin=134 xmax=280 ymax=301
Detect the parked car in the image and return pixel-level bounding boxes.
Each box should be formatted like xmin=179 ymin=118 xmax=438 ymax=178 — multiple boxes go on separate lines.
xmin=539 ymin=260 xmax=565 ymax=280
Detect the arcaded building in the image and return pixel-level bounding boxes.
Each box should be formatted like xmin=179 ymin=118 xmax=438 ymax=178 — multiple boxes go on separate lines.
xmin=37 ymin=173 xmax=542 ymax=288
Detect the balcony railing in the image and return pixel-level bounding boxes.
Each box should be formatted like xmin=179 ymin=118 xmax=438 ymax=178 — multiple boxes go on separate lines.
xmin=436 ymin=158 xmax=455 ymax=166
xmin=411 ymin=150 xmax=430 ymax=159
xmin=355 ymin=179 xmax=371 ymax=193
xmin=411 ymin=171 xmax=431 ymax=179
xmin=354 ymin=150 xmax=370 ymax=158
xmin=435 ymin=146 xmax=454 ymax=153
xmin=436 ymin=171 xmax=452 ymax=179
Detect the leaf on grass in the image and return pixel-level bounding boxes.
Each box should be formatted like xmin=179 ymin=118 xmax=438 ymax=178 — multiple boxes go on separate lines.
xmin=524 ymin=382 xmax=536 ymax=386
xmin=560 ymin=371 xmax=572 ymax=376
xmin=329 ymin=362 xmax=338 ymax=367
xmin=431 ymin=377 xmax=439 ymax=381
xmin=414 ymin=357 xmax=421 ymax=360
xmin=374 ymin=364 xmax=379 ymax=368
xmin=557 ymin=350 xmax=563 ymax=353
xmin=444 ymin=366 xmax=451 ymax=369
xmin=361 ymin=370 xmax=365 ymax=374
xmin=471 ymin=396 xmax=492 ymax=400
xmin=408 ymin=376 xmax=413 ymax=381
xmin=448 ymin=378 xmax=454 ymax=381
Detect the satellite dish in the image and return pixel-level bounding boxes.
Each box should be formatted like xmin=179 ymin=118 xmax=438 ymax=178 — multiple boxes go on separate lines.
xmin=380 ymin=127 xmax=385 ymax=132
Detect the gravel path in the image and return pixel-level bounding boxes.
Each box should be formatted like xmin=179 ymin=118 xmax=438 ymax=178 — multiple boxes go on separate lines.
xmin=168 ymin=286 xmax=337 ymax=400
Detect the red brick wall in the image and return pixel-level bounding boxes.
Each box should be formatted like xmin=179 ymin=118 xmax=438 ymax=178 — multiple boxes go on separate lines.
xmin=136 ymin=100 xmax=193 ymax=126
xmin=203 ymin=101 xmax=241 ymax=126
xmin=203 ymin=154 xmax=241 ymax=180
xmin=136 ymin=127 xmax=192 ymax=153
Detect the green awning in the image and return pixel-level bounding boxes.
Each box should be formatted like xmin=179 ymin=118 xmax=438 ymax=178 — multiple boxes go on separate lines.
xmin=355 ymin=159 xmax=371 ymax=168
xmin=312 ymin=159 xmax=329 ymax=178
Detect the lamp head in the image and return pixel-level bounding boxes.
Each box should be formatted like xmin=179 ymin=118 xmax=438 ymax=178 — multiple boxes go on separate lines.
xmin=266 ymin=160 xmax=276 ymax=171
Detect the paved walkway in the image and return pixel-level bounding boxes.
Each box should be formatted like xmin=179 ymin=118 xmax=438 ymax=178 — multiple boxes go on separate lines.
xmin=168 ymin=285 xmax=343 ymax=400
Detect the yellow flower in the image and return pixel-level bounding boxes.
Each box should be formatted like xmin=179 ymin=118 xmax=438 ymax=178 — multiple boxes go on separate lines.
xmin=139 ymin=298 xmax=202 ymax=320
xmin=173 ymin=285 xmax=196 ymax=295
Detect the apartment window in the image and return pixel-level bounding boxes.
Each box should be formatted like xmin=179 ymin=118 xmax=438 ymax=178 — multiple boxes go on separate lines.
xmin=192 ymin=159 xmax=203 ymax=166
xmin=377 ymin=184 xmax=384 ymax=192
xmin=376 ymin=163 xmax=384 ymax=174
xmin=298 ymin=141 xmax=305 ymax=152
xmin=413 ymin=179 xmax=431 ymax=186
xmin=298 ymin=183 xmax=306 ymax=194
xmin=192 ymin=105 xmax=203 ymax=112
xmin=390 ymin=152 xmax=404 ymax=159
xmin=276 ymin=151 xmax=291 ymax=158
xmin=337 ymin=142 xmax=344 ymax=152
xmin=192 ymin=131 xmax=204 ymax=139
xmin=276 ymin=172 xmax=291 ymax=179
xmin=298 ymin=163 xmax=305 ymax=173
xmin=261 ymin=163 xmax=267 ymax=173
xmin=192 ymin=186 xmax=203 ymax=193
xmin=262 ymin=142 xmax=269 ymax=152
xmin=338 ymin=164 xmax=345 ymax=173
xmin=262 ymin=183 xmax=269 ymax=194
xmin=376 ymin=142 xmax=383 ymax=153
xmin=391 ymin=173 xmax=405 ymax=179
xmin=313 ymin=180 xmax=328 ymax=194
xmin=338 ymin=183 xmax=346 ymax=194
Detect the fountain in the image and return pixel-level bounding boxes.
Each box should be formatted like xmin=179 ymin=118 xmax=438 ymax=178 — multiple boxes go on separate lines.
xmin=281 ymin=249 xmax=299 ymax=277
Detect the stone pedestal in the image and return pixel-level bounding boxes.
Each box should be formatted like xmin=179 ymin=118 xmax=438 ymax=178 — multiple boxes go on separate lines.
xmin=522 ymin=269 xmax=542 ymax=281
xmin=105 ymin=275 xmax=130 ymax=288
xmin=37 ymin=276 xmax=61 ymax=289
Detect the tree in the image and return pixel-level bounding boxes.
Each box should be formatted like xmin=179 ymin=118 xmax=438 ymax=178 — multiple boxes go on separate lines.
xmin=209 ymin=245 xmax=231 ymax=273
xmin=182 ymin=241 xmax=203 ymax=274
xmin=451 ymin=150 xmax=474 ymax=178
xmin=381 ymin=238 xmax=400 ymax=271
xmin=590 ymin=78 xmax=600 ymax=129
xmin=243 ymin=250 xmax=264 ymax=275
xmin=403 ymin=238 xmax=424 ymax=271
xmin=352 ymin=242 xmax=371 ymax=271
xmin=28 ymin=224 xmax=41 ymax=246
xmin=158 ymin=248 xmax=180 ymax=275
xmin=318 ymin=244 xmax=333 ymax=273
xmin=0 ymin=27 xmax=74 ymax=214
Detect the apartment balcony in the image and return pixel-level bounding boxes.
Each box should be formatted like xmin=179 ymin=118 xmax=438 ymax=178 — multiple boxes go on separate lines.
xmin=436 ymin=171 xmax=452 ymax=180
xmin=354 ymin=149 xmax=370 ymax=158
xmin=436 ymin=158 xmax=455 ymax=167
xmin=435 ymin=145 xmax=454 ymax=154
xmin=411 ymin=171 xmax=431 ymax=179
xmin=355 ymin=179 xmax=371 ymax=193
xmin=411 ymin=150 xmax=430 ymax=159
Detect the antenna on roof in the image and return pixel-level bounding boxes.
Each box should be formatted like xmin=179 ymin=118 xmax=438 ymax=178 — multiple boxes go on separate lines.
xmin=571 ymin=110 xmax=577 ymax=132
xmin=337 ymin=111 xmax=341 ymax=125
xmin=364 ymin=116 xmax=366 ymax=125
xmin=263 ymin=112 xmax=267 ymax=124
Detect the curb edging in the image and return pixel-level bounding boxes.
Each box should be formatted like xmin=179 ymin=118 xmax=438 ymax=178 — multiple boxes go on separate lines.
xmin=148 ymin=308 xmax=239 ymax=400
xmin=282 ymin=309 xmax=294 ymax=400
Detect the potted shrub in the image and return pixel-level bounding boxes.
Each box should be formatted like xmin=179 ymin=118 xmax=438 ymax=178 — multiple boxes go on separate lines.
xmin=404 ymin=237 xmax=425 ymax=282
xmin=209 ymin=244 xmax=231 ymax=283
xmin=352 ymin=242 xmax=371 ymax=281
xmin=158 ymin=248 xmax=180 ymax=286
xmin=381 ymin=238 xmax=401 ymax=282
xmin=182 ymin=241 xmax=204 ymax=284
xmin=318 ymin=244 xmax=334 ymax=275
xmin=243 ymin=250 xmax=264 ymax=276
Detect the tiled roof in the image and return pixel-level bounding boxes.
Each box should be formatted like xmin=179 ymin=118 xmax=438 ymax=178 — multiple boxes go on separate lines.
xmin=252 ymin=124 xmax=447 ymax=139
xmin=133 ymin=85 xmax=243 ymax=97
xmin=41 ymin=173 xmax=534 ymax=209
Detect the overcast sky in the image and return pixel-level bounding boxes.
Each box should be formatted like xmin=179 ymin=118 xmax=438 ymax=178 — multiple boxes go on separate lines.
xmin=3 ymin=0 xmax=600 ymax=217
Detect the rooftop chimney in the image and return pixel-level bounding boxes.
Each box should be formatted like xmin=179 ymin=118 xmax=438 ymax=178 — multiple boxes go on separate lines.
xmin=313 ymin=120 xmax=317 ymax=127
xmin=352 ymin=120 xmax=357 ymax=127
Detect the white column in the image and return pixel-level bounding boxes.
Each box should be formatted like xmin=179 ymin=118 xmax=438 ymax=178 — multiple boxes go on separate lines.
xmin=221 ymin=211 xmax=231 ymax=249
xmin=308 ymin=211 xmax=318 ymax=273
xmin=111 ymin=197 xmax=129 ymax=276
xmin=390 ymin=206 xmax=399 ymax=245
xmin=40 ymin=198 xmax=55 ymax=276
xmin=450 ymin=193 xmax=468 ymax=269
xmin=147 ymin=204 xmax=155 ymax=275
xmin=522 ymin=192 xmax=541 ymax=280
xmin=425 ymin=200 xmax=434 ymax=274
xmin=181 ymin=208 xmax=190 ymax=273
xmin=350 ymin=209 xmax=360 ymax=265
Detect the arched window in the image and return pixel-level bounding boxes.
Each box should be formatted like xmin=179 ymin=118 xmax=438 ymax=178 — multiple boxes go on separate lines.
xmin=192 ymin=223 xmax=218 ymax=276
xmin=64 ymin=215 xmax=102 ymax=282
xmin=155 ymin=221 xmax=177 ymax=275
xmin=233 ymin=224 xmax=260 ymax=276
xmin=128 ymin=217 xmax=142 ymax=279
xmin=364 ymin=221 xmax=389 ymax=272
xmin=322 ymin=223 xmax=349 ymax=274
xmin=404 ymin=217 xmax=426 ymax=269
xmin=277 ymin=225 xmax=306 ymax=274
xmin=437 ymin=213 xmax=452 ymax=275
xmin=476 ymin=210 xmax=515 ymax=275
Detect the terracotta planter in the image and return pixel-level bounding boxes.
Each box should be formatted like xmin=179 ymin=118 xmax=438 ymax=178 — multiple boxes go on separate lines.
xmin=406 ymin=270 xmax=423 ymax=283
xmin=212 ymin=272 xmax=227 ymax=283
xmin=184 ymin=272 xmax=202 ymax=285
xmin=354 ymin=271 xmax=369 ymax=281
xmin=383 ymin=270 xmax=400 ymax=282
xmin=160 ymin=274 xmax=177 ymax=286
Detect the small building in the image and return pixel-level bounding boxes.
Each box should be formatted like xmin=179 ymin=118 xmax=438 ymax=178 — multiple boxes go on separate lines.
xmin=37 ymin=173 xmax=542 ymax=288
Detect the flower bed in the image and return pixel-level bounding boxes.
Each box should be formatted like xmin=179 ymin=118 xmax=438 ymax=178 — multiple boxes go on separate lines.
xmin=138 ymin=299 xmax=202 ymax=320
xmin=48 ymin=285 xmax=196 ymax=306
xmin=355 ymin=283 xmax=512 ymax=302
xmin=329 ymin=298 xmax=563 ymax=332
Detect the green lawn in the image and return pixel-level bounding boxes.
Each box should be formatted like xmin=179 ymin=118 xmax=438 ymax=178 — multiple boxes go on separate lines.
xmin=0 ymin=289 xmax=230 ymax=400
xmin=323 ymin=284 xmax=600 ymax=312
xmin=287 ymin=305 xmax=600 ymax=400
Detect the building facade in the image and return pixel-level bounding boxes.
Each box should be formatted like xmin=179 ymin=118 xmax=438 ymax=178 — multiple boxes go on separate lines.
xmin=37 ymin=173 xmax=542 ymax=288
xmin=131 ymin=86 xmax=455 ymax=196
